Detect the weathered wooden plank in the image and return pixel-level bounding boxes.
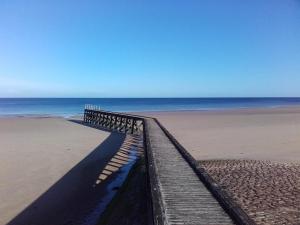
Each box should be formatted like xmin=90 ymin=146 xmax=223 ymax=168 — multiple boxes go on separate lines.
xmin=144 ymin=118 xmax=234 ymax=225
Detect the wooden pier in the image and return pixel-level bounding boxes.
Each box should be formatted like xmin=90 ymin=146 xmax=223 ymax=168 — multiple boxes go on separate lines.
xmin=83 ymin=107 xmax=252 ymax=225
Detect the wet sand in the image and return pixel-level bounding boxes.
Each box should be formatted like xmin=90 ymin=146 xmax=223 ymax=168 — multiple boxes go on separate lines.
xmin=201 ymin=160 xmax=300 ymax=225
xmin=0 ymin=117 xmax=125 ymax=225
xmin=140 ymin=107 xmax=300 ymax=162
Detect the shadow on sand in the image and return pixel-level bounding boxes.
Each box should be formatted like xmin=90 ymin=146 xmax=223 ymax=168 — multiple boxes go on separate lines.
xmin=7 ymin=121 xmax=141 ymax=225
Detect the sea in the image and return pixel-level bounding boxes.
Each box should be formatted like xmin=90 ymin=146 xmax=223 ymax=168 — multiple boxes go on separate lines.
xmin=1 ymin=98 xmax=300 ymax=117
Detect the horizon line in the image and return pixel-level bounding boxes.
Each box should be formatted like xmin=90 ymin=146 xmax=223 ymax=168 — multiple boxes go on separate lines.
xmin=1 ymin=97 xmax=300 ymax=99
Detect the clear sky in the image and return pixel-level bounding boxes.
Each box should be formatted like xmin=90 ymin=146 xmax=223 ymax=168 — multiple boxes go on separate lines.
xmin=0 ymin=0 xmax=299 ymax=97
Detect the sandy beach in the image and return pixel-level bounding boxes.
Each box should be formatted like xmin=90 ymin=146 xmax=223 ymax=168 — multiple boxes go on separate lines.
xmin=1 ymin=107 xmax=300 ymax=225
xmin=0 ymin=117 xmax=126 ymax=225
xmin=140 ymin=107 xmax=300 ymax=225
xmin=141 ymin=107 xmax=300 ymax=162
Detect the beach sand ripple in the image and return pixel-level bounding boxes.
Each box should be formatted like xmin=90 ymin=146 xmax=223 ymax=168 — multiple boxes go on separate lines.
xmin=200 ymin=160 xmax=300 ymax=225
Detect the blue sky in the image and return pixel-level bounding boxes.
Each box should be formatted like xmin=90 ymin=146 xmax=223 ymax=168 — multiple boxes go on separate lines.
xmin=0 ymin=0 xmax=300 ymax=97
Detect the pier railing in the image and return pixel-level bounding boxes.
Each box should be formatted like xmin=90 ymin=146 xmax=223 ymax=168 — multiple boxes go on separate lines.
xmin=83 ymin=105 xmax=144 ymax=135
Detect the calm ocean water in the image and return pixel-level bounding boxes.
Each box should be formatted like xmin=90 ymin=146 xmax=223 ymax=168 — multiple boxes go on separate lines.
xmin=1 ymin=98 xmax=300 ymax=117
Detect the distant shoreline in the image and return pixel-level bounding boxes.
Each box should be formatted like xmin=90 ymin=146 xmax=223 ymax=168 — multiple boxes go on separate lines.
xmin=2 ymin=104 xmax=300 ymax=118
xmin=2 ymin=97 xmax=300 ymax=118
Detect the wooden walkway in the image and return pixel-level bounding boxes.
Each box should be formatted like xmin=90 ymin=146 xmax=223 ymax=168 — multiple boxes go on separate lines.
xmin=145 ymin=119 xmax=234 ymax=225
xmin=83 ymin=108 xmax=238 ymax=225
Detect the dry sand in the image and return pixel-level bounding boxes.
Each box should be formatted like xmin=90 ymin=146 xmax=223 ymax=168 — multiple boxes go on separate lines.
xmin=0 ymin=117 xmax=124 ymax=225
xmin=140 ymin=107 xmax=300 ymax=162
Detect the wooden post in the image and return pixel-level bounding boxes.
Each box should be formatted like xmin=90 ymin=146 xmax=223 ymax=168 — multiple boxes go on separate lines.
xmin=131 ymin=119 xmax=135 ymax=134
